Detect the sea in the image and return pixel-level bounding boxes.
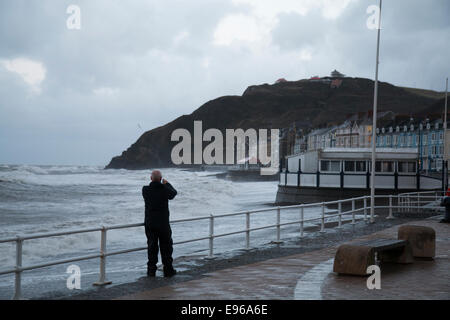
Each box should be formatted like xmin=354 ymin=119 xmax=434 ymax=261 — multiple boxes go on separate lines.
xmin=0 ymin=165 xmax=326 ymax=299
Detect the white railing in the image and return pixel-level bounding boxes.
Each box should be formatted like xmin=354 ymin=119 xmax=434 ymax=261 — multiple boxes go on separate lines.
xmin=0 ymin=191 xmax=444 ymax=300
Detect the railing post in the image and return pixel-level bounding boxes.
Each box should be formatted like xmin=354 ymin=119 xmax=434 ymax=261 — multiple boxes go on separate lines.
xmin=300 ymin=206 xmax=304 ymax=237
xmin=276 ymin=207 xmax=281 ymax=242
xmin=94 ymin=226 xmax=112 ymax=286
xmin=363 ymin=197 xmax=367 ymax=222
xmin=397 ymin=194 xmax=400 ymax=213
xmin=12 ymin=236 xmax=23 ymax=300
xmin=208 ymin=214 xmax=214 ymax=258
xmin=320 ymin=203 xmax=325 ymax=233
xmin=351 ymin=199 xmax=356 ymax=225
xmin=407 ymin=194 xmax=411 ymax=212
xmin=245 ymin=211 xmax=250 ymax=249
xmin=387 ymin=195 xmax=394 ymax=219
xmin=417 ymin=193 xmax=420 ymax=213
xmin=370 ymin=196 xmax=375 ymax=224
xmin=337 ymin=201 xmax=342 ymax=228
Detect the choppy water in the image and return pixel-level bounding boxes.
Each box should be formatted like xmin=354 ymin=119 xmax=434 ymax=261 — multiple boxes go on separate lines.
xmin=0 ymin=165 xmax=329 ymax=299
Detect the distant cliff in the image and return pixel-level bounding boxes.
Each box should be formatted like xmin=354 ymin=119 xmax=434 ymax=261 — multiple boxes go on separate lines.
xmin=106 ymin=77 xmax=444 ymax=169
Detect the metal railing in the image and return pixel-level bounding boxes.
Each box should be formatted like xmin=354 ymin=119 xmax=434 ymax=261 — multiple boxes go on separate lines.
xmin=0 ymin=190 xmax=444 ymax=299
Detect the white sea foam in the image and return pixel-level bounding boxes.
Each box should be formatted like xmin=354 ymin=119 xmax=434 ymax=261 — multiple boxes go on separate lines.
xmin=0 ymin=166 xmax=281 ymax=268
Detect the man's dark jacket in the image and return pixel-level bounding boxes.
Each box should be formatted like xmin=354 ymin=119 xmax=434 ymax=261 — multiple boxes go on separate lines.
xmin=142 ymin=181 xmax=177 ymax=227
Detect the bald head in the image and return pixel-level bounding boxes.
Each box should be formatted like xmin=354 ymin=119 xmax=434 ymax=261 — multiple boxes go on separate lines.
xmin=151 ymin=170 xmax=162 ymax=182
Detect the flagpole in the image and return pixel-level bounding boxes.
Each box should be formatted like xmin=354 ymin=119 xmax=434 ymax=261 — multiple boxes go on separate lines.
xmin=444 ymin=78 xmax=448 ymax=159
xmin=444 ymin=78 xmax=448 ymax=187
xmin=370 ymin=0 xmax=382 ymax=223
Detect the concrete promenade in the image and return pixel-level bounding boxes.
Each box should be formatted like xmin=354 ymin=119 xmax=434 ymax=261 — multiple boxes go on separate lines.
xmin=117 ymin=217 xmax=449 ymax=300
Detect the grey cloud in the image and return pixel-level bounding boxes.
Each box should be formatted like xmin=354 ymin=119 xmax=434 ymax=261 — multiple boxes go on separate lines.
xmin=0 ymin=0 xmax=448 ymax=165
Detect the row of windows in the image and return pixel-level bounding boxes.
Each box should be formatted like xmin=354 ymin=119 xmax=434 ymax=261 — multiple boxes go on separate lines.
xmin=378 ymin=123 xmax=443 ymax=133
xmin=377 ymin=132 xmax=444 ymax=146
xmin=320 ymin=160 xmax=417 ymax=173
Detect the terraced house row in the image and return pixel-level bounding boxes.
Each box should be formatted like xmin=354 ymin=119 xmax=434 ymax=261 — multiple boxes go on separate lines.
xmin=285 ymin=112 xmax=450 ymax=173
xmin=376 ymin=118 xmax=447 ymax=172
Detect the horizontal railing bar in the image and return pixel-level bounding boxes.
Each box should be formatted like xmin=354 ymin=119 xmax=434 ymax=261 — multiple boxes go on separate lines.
xmin=15 ymin=227 xmax=104 ymax=241
xmin=171 ymin=216 xmax=212 ymax=223
xmin=213 ymin=230 xmax=248 ymax=238
xmin=0 ymin=268 xmax=16 ymax=276
xmin=174 ymin=236 xmax=211 ymax=245
xmin=105 ymin=223 xmax=144 ymax=231
xmin=19 ymin=253 xmax=102 ymax=273
xmin=104 ymin=246 xmax=147 ymax=257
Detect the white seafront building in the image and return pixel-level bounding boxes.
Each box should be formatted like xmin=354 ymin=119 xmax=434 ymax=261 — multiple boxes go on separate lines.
xmin=279 ymin=147 xmax=444 ymax=192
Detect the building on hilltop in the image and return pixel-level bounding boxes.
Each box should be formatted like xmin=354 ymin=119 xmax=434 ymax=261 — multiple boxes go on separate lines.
xmin=331 ymin=69 xmax=345 ymax=78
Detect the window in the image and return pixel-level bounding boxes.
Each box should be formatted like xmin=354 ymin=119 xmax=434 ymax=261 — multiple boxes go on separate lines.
xmin=355 ymin=161 xmax=366 ymax=172
xmin=401 ymin=135 xmax=406 ymax=145
xmin=439 ymin=132 xmax=444 ymax=141
xmin=376 ymin=161 xmax=394 ymax=172
xmin=386 ymin=135 xmax=392 ymax=145
xmin=383 ymin=161 xmax=394 ymax=172
xmin=423 ymin=134 xmax=428 ymax=145
xmin=439 ymin=146 xmax=444 ymax=155
xmin=408 ymin=135 xmax=413 ymax=146
xmin=393 ymin=135 xmax=398 ymax=145
xmin=321 ymin=160 xmax=341 ymax=172
xmin=431 ymin=133 xmax=436 ymax=142
xmin=375 ymin=161 xmax=381 ymax=172
xmin=398 ymin=162 xmax=416 ymax=173
xmin=330 ymin=161 xmax=340 ymax=172
xmin=345 ymin=161 xmax=367 ymax=172
xmin=345 ymin=161 xmax=355 ymax=172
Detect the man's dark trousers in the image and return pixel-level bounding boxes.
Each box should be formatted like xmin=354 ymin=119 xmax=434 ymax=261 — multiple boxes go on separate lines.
xmin=142 ymin=181 xmax=177 ymax=273
xmin=145 ymin=223 xmax=173 ymax=272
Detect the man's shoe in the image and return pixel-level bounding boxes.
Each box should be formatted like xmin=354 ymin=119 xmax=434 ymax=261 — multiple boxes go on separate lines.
xmin=163 ymin=268 xmax=177 ymax=278
xmin=147 ymin=270 xmax=156 ymax=277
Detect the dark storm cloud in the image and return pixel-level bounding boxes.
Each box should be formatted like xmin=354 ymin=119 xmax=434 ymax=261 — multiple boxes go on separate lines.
xmin=0 ymin=0 xmax=448 ymax=165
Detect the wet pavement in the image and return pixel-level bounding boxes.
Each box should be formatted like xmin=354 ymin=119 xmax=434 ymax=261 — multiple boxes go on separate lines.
xmin=61 ymin=212 xmax=449 ymax=300
xmin=116 ymin=217 xmax=449 ymax=300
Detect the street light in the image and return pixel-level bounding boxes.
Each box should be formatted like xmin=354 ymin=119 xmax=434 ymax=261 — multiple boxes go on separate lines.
xmin=370 ymin=0 xmax=383 ymax=223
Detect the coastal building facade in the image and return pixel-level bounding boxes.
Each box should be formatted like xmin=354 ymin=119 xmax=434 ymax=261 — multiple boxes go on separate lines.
xmin=376 ymin=119 xmax=447 ymax=172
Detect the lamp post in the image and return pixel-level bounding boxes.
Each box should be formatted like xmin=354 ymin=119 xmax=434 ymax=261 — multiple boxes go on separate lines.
xmin=370 ymin=0 xmax=383 ymax=223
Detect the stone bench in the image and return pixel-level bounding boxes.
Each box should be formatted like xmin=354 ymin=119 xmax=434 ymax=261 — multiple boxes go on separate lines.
xmin=333 ymin=239 xmax=414 ymax=276
xmin=333 ymin=225 xmax=436 ymax=276
xmin=398 ymin=225 xmax=435 ymax=259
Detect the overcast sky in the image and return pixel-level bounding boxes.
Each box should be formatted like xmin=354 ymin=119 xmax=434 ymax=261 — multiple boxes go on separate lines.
xmin=0 ymin=0 xmax=449 ymax=166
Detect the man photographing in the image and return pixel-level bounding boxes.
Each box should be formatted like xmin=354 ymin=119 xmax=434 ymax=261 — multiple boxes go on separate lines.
xmin=142 ymin=170 xmax=177 ymax=277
